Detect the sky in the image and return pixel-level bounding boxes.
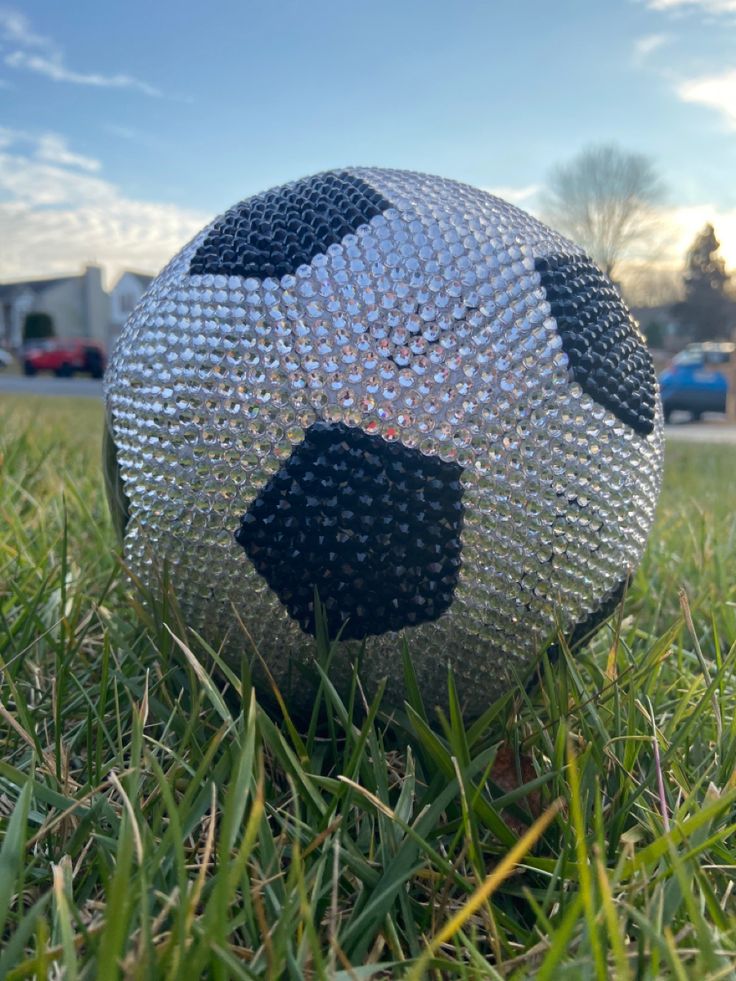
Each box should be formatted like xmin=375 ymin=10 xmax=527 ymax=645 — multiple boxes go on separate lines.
xmin=1 ymin=0 xmax=735 ymax=292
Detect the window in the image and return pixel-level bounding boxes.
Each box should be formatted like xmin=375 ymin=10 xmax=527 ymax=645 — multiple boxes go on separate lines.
xmin=672 ymin=350 xmax=703 ymax=367
xmin=119 ymin=293 xmax=136 ymax=314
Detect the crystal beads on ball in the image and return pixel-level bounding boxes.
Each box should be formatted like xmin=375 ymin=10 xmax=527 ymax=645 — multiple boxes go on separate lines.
xmin=104 ymin=167 xmax=663 ymax=718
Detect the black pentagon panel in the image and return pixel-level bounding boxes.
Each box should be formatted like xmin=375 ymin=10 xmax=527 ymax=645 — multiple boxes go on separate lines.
xmin=190 ymin=171 xmax=393 ymax=280
xmin=103 ymin=413 xmax=130 ymax=542
xmin=535 ymin=255 xmax=657 ymax=436
xmin=235 ymin=422 xmax=464 ymax=640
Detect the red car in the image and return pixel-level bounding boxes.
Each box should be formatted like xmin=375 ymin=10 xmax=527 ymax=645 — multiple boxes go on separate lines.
xmin=23 ymin=338 xmax=106 ymax=379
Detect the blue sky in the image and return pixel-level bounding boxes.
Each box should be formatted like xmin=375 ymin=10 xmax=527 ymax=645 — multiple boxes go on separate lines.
xmin=1 ymin=0 xmax=735 ymax=288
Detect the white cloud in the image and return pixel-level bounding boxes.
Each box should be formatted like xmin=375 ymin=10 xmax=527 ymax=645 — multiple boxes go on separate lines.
xmin=0 ymin=130 xmax=210 ymax=283
xmin=572 ymin=200 xmax=736 ymax=303
xmin=0 ymin=128 xmax=100 ymax=172
xmin=6 ymin=50 xmax=162 ymax=97
xmin=0 ymin=124 xmax=21 ymax=147
xmin=659 ymin=201 xmax=736 ymax=266
xmin=0 ymin=150 xmax=113 ymax=206
xmin=105 ymin=124 xmax=147 ymax=141
xmin=633 ymin=33 xmax=669 ymax=58
xmin=484 ymin=184 xmax=542 ymax=205
xmin=0 ymin=8 xmax=163 ymax=98
xmin=0 ymin=8 xmax=52 ymax=48
xmin=0 ymin=197 xmax=208 ymax=286
xmin=678 ymin=69 xmax=736 ymax=128
xmin=35 ymin=133 xmax=100 ymax=172
xmin=621 ymin=200 xmax=736 ymax=297
xmin=646 ymin=0 xmax=736 ymax=12
xmin=103 ymin=122 xmax=168 ymax=150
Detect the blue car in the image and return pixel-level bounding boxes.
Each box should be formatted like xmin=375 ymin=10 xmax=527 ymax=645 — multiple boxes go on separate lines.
xmin=658 ymin=342 xmax=734 ymax=422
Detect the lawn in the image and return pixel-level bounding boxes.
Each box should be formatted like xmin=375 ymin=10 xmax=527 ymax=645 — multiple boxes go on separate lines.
xmin=1 ymin=394 xmax=735 ymax=979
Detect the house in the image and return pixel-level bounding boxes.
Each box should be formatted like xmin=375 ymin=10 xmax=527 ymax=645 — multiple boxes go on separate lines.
xmin=109 ymin=271 xmax=153 ymax=346
xmin=0 ymin=265 xmax=109 ymax=349
xmin=0 ymin=265 xmax=154 ymax=351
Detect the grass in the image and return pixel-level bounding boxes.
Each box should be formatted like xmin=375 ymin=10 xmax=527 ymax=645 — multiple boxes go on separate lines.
xmin=1 ymin=393 xmax=735 ymax=979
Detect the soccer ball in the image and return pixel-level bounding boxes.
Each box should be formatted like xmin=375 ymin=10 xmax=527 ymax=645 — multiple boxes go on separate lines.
xmin=104 ymin=168 xmax=663 ymax=717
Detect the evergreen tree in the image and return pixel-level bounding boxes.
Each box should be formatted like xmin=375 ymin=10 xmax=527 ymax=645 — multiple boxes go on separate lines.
xmin=674 ymin=224 xmax=733 ymax=342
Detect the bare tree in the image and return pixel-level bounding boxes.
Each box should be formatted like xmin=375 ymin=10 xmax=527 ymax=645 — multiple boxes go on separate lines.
xmin=541 ymin=144 xmax=664 ymax=281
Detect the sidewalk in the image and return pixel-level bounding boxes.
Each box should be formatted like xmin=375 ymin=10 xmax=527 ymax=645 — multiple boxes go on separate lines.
xmin=664 ymin=420 xmax=736 ymax=445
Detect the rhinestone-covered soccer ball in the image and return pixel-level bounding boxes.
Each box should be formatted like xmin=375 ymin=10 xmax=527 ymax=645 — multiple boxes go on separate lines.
xmin=104 ymin=168 xmax=663 ymax=717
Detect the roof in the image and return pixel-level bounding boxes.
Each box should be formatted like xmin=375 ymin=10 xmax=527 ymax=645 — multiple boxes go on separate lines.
xmin=0 ymin=275 xmax=76 ymax=299
xmin=113 ymin=271 xmax=154 ymax=291
xmin=0 ymin=268 xmax=154 ymax=303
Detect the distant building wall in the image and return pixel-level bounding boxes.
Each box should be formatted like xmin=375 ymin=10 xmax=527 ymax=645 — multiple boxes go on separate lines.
xmin=2 ymin=290 xmax=33 ymax=346
xmin=33 ymin=280 xmax=86 ymax=338
xmin=109 ymin=272 xmax=152 ymax=348
xmin=1 ymin=265 xmax=114 ymax=349
xmin=110 ymin=272 xmax=142 ymax=325
xmin=83 ymin=266 xmax=110 ymax=344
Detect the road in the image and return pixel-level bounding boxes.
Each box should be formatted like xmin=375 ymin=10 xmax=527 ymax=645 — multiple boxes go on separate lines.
xmin=0 ymin=374 xmax=103 ymax=400
xmin=2 ymin=374 xmax=736 ymax=444
xmin=663 ymin=422 xmax=736 ymax=444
